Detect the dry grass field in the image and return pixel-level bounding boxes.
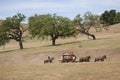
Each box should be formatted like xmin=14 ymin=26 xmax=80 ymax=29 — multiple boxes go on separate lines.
xmin=0 ymin=24 xmax=120 ymax=80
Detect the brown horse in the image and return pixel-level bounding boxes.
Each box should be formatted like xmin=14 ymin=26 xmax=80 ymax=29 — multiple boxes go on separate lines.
xmin=61 ymin=53 xmax=77 ymax=63
xmin=79 ymin=56 xmax=91 ymax=62
xmin=44 ymin=57 xmax=54 ymax=64
xmin=94 ymin=55 xmax=107 ymax=62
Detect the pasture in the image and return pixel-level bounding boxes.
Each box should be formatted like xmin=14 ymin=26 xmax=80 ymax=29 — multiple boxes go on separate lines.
xmin=0 ymin=63 xmax=120 ymax=80
xmin=0 ymin=24 xmax=120 ymax=80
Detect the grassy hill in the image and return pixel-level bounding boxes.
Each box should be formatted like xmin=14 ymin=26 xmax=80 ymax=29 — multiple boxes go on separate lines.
xmin=0 ymin=22 xmax=120 ymax=80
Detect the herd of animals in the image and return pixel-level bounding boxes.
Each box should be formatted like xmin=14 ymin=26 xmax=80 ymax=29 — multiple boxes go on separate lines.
xmin=44 ymin=52 xmax=107 ymax=64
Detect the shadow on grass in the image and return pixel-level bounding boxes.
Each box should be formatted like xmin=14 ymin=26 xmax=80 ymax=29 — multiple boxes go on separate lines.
xmin=57 ymin=41 xmax=82 ymax=46
xmin=43 ymin=40 xmax=82 ymax=47
xmin=0 ymin=37 xmax=112 ymax=54
xmin=0 ymin=49 xmax=20 ymax=54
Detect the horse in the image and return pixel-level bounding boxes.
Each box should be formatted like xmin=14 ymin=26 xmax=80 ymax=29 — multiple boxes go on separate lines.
xmin=94 ymin=55 xmax=107 ymax=62
xmin=79 ymin=56 xmax=91 ymax=62
xmin=61 ymin=53 xmax=77 ymax=63
xmin=44 ymin=57 xmax=54 ymax=64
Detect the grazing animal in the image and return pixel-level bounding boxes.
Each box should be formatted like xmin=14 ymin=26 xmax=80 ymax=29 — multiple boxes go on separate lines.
xmin=94 ymin=55 xmax=107 ymax=62
xmin=79 ymin=56 xmax=91 ymax=62
xmin=61 ymin=53 xmax=77 ymax=63
xmin=44 ymin=57 xmax=54 ymax=64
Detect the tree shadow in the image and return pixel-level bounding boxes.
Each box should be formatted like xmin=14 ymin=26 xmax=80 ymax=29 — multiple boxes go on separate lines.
xmin=0 ymin=49 xmax=19 ymax=54
xmin=0 ymin=37 xmax=112 ymax=54
xmin=43 ymin=41 xmax=82 ymax=47
xmin=58 ymin=41 xmax=81 ymax=46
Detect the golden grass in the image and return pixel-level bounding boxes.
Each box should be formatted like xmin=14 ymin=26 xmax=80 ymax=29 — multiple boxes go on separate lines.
xmin=0 ymin=62 xmax=120 ymax=80
xmin=0 ymin=27 xmax=120 ymax=63
xmin=0 ymin=24 xmax=120 ymax=80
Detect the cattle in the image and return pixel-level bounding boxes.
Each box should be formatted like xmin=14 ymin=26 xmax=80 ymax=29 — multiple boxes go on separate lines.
xmin=94 ymin=55 xmax=107 ymax=62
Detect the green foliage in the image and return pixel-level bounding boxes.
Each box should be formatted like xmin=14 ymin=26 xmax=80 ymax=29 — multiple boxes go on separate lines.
xmin=115 ymin=12 xmax=120 ymax=23
xmin=109 ymin=10 xmax=116 ymax=24
xmin=73 ymin=12 xmax=100 ymax=40
xmin=100 ymin=9 xmax=120 ymax=25
xmin=73 ymin=12 xmax=100 ymax=31
xmin=0 ymin=25 xmax=9 ymax=46
xmin=0 ymin=13 xmax=26 ymax=49
xmin=83 ymin=11 xmax=100 ymax=26
xmin=28 ymin=14 xmax=76 ymax=45
xmin=72 ymin=14 xmax=82 ymax=26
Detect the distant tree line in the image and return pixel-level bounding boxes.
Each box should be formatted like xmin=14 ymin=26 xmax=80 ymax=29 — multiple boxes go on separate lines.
xmin=100 ymin=9 xmax=120 ymax=26
xmin=0 ymin=9 xmax=120 ymax=49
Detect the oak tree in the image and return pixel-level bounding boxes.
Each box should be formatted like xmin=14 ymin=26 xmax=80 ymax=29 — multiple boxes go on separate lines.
xmin=28 ymin=14 xmax=76 ymax=45
xmin=0 ymin=13 xmax=26 ymax=49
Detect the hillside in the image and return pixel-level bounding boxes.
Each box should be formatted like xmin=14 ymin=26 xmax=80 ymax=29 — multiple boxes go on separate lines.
xmin=0 ymin=23 xmax=120 ymax=80
xmin=0 ymin=23 xmax=120 ymax=64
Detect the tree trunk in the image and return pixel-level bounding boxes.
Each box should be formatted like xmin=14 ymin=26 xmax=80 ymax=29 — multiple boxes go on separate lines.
xmin=19 ymin=40 xmax=23 ymax=49
xmin=88 ymin=34 xmax=96 ymax=40
xmin=52 ymin=38 xmax=56 ymax=46
xmin=78 ymin=30 xmax=96 ymax=40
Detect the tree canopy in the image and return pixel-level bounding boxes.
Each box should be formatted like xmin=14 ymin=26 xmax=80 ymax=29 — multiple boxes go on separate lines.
xmin=28 ymin=14 xmax=77 ymax=45
xmin=73 ymin=12 xmax=100 ymax=40
xmin=0 ymin=9 xmax=120 ymax=49
xmin=0 ymin=25 xmax=9 ymax=46
xmin=0 ymin=13 xmax=26 ymax=49
xmin=100 ymin=9 xmax=120 ymax=26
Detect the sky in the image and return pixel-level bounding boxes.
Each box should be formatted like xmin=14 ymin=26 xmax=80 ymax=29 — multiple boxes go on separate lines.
xmin=0 ymin=0 xmax=120 ymax=23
